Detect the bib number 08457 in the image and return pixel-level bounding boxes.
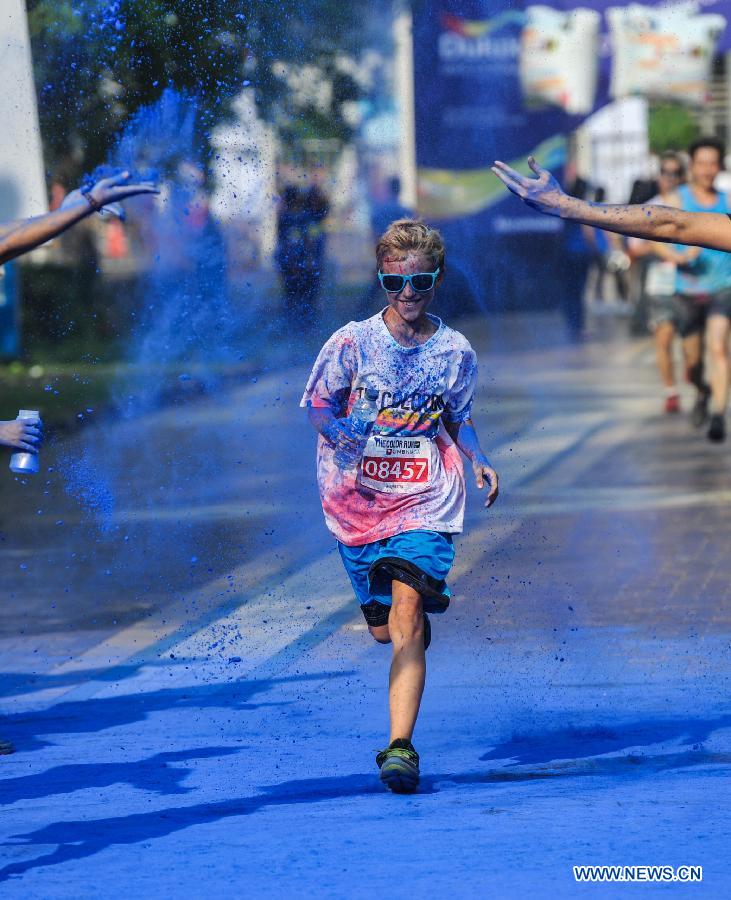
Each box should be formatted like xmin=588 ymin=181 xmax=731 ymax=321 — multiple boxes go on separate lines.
xmin=362 ymin=456 xmax=428 ymax=483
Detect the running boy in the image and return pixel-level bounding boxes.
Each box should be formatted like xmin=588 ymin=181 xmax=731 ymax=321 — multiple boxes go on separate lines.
xmin=300 ymin=220 xmax=498 ymax=793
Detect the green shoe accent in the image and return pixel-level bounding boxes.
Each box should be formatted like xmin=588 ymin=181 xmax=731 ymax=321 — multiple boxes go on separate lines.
xmin=376 ymin=740 xmax=420 ymax=793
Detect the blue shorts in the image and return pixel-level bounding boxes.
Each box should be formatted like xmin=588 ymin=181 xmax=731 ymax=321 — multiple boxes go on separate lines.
xmin=337 ymin=530 xmax=455 ymax=610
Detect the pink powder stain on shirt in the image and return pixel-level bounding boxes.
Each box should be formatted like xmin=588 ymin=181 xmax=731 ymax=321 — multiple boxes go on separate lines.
xmin=316 ymin=433 xmax=466 ymax=547
xmin=301 ymin=313 xmax=477 ymax=547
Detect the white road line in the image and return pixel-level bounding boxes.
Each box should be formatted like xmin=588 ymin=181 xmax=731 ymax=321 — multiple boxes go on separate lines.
xmin=500 ymin=486 xmax=731 ymax=517
xmin=3 ymin=533 xmax=330 ymax=710
xmin=488 ymin=412 xmax=608 ymax=488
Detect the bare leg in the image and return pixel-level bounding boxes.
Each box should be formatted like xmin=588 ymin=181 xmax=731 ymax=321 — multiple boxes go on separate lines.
xmin=682 ymin=331 xmax=704 ymax=393
xmin=706 ymin=314 xmax=731 ymax=414
xmin=683 ymin=330 xmax=712 ymax=428
xmin=654 ymin=321 xmax=676 ymax=390
xmin=387 ymin=582 xmax=425 ymax=743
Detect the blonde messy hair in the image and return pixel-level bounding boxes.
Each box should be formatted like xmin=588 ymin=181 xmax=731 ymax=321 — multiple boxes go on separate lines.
xmin=376 ymin=219 xmax=446 ymax=272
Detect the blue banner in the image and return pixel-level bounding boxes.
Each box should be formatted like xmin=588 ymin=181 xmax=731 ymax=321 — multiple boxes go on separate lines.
xmin=413 ymin=1 xmax=580 ymax=310
xmin=411 ymin=0 xmax=730 ymax=311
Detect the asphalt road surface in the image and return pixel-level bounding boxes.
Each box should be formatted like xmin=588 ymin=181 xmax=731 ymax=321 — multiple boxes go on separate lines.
xmin=1 ymin=313 xmax=730 ymax=897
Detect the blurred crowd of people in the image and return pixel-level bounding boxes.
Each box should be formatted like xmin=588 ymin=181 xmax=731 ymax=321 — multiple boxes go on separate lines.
xmin=566 ymin=136 xmax=731 ymax=442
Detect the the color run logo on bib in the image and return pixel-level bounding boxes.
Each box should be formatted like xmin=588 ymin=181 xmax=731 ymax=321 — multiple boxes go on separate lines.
xmin=361 ymin=435 xmax=430 ymax=485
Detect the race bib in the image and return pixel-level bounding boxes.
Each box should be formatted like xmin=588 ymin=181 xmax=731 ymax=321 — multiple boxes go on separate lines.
xmin=645 ymin=260 xmax=676 ymax=297
xmin=359 ymin=434 xmax=434 ymax=494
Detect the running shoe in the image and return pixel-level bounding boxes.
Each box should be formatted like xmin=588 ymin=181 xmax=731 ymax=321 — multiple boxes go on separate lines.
xmin=708 ymin=414 xmax=726 ymax=443
xmin=691 ymin=386 xmax=711 ymax=428
xmin=664 ymin=394 xmax=680 ymax=414
xmin=376 ymin=739 xmax=420 ymax=793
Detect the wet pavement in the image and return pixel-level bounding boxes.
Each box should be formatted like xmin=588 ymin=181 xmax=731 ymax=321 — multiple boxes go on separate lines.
xmin=1 ymin=311 xmax=730 ymax=897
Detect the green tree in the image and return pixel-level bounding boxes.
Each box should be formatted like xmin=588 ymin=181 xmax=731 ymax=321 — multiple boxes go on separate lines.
xmin=27 ymin=0 xmax=377 ymax=179
xmin=648 ymin=103 xmax=700 ymax=155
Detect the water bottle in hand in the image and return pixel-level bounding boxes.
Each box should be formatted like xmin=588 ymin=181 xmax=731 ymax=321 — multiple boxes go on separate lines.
xmin=334 ymin=388 xmax=380 ymax=470
xmin=9 ymin=410 xmax=40 ymax=475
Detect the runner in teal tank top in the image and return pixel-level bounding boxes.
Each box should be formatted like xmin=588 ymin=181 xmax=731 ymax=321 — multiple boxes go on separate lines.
xmin=675 ymin=183 xmax=731 ymax=296
xmin=491 ymin=136 xmax=731 ymax=443
xmin=671 ymin=142 xmax=731 ymax=441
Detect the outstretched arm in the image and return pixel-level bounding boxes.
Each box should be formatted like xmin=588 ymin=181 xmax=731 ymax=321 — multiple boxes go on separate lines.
xmin=492 ymin=157 xmax=731 ymax=252
xmin=0 ymin=171 xmax=158 ymax=266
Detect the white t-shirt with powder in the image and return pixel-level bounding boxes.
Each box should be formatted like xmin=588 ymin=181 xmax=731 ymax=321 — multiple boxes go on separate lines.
xmin=300 ymin=310 xmax=478 ymax=546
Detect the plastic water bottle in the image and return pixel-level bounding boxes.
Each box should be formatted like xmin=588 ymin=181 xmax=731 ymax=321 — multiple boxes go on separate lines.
xmin=334 ymin=388 xmax=380 ymax=470
xmin=9 ymin=409 xmax=40 ymax=475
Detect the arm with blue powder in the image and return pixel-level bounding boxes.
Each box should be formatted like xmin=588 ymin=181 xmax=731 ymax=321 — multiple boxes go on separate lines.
xmin=303 ymin=334 xmax=365 ymax=457
xmin=443 ymin=418 xmax=499 ymax=508
xmin=0 ymin=170 xmax=158 ymax=265
xmin=491 ymin=157 xmax=731 ymax=252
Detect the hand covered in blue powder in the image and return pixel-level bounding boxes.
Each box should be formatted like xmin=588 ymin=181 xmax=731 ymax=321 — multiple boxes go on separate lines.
xmin=322 ymin=417 xmax=366 ymax=455
xmin=491 ymin=157 xmax=567 ymax=217
xmin=473 ymin=459 xmax=499 ymax=508
xmin=0 ymin=417 xmax=42 ymax=453
xmin=68 ymin=170 xmax=159 ymax=217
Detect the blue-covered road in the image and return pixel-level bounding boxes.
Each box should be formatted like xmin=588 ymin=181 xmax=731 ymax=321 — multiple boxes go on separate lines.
xmin=1 ymin=314 xmax=730 ymax=897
